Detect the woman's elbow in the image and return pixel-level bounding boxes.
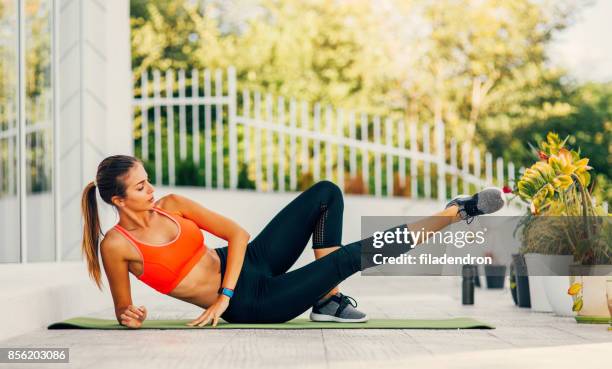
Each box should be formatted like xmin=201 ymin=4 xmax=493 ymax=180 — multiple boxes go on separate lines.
xmin=239 ymin=229 xmax=251 ymax=241
xmin=233 ymin=229 xmax=250 ymax=242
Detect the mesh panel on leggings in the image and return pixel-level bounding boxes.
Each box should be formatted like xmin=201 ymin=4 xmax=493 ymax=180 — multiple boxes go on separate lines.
xmin=313 ymin=203 xmax=328 ymax=247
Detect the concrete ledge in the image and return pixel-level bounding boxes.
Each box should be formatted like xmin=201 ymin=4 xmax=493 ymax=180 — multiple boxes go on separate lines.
xmin=0 ymin=262 xmax=166 ymax=342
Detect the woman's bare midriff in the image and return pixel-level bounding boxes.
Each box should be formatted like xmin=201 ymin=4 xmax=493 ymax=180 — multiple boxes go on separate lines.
xmin=127 ymin=245 xmax=223 ymax=310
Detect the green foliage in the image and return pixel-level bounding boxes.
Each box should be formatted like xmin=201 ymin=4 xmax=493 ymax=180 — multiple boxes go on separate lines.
xmin=129 ymin=0 xmax=609 ymax=201
xmin=237 ymin=162 xmax=256 ymax=190
xmin=175 ymin=159 xmax=200 ymax=186
xmin=488 ymin=82 xmax=612 ymax=203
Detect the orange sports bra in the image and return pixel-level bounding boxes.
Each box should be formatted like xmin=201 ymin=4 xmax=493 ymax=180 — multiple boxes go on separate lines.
xmin=113 ymin=206 xmax=209 ymax=294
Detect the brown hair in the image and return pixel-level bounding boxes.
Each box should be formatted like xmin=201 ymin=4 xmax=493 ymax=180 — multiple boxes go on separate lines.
xmin=81 ymin=155 xmax=142 ymax=290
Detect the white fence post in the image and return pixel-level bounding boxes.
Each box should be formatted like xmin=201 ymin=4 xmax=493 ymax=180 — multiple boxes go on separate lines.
xmin=215 ymin=69 xmax=224 ymax=188
xmin=254 ymin=91 xmax=262 ymax=191
xmin=436 ymin=120 xmax=446 ymax=202
xmin=485 ymin=151 xmax=493 ymax=188
xmin=192 ymin=69 xmax=200 ymax=166
xmin=473 ymin=147 xmax=481 ymax=191
xmin=289 ymin=99 xmax=297 ymax=190
xmin=398 ymin=120 xmax=406 ymax=188
xmin=277 ymin=96 xmax=286 ymax=192
xmin=349 ymin=111 xmax=356 ymax=178
xmin=204 ymin=69 xmax=212 ymax=188
xmin=410 ymin=122 xmax=417 ymax=199
xmin=140 ymin=71 xmax=149 ymax=161
xmin=450 ymin=138 xmax=457 ymax=198
xmin=361 ymin=113 xmax=369 ymax=194
xmin=336 ymin=108 xmax=345 ymax=191
xmin=242 ymin=89 xmax=251 ymax=169
xmin=228 ymin=66 xmax=237 ymax=189
xmin=373 ymin=116 xmax=381 ymax=197
xmin=325 ymin=106 xmax=333 ymax=181
xmin=265 ymin=94 xmax=273 ymax=191
xmin=313 ymin=103 xmax=321 ymax=182
xmin=461 ymin=142 xmax=470 ymax=194
xmin=178 ymin=69 xmax=187 ymax=161
xmin=385 ymin=118 xmax=393 ymax=197
xmin=423 ymin=123 xmax=431 ymax=199
xmin=300 ymin=101 xmax=309 ymax=178
xmin=508 ymin=161 xmax=515 ymax=188
xmin=153 ymin=70 xmax=162 ymax=185
xmin=496 ymin=156 xmax=504 ymax=188
xmin=165 ymin=69 xmax=176 ymax=186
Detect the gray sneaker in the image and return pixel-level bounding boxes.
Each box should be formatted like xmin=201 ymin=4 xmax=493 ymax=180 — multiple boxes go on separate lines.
xmin=445 ymin=187 xmax=505 ymax=225
xmin=310 ymin=293 xmax=368 ymax=322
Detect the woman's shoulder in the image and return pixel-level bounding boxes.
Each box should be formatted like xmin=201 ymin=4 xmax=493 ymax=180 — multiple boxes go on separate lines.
xmin=100 ymin=228 xmax=133 ymax=259
xmin=154 ymin=193 xmax=184 ymax=217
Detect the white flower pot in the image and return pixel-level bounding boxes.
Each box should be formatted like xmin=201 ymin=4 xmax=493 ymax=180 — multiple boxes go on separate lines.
xmin=535 ymin=254 xmax=575 ymax=317
xmin=524 ymin=253 xmax=574 ymax=313
xmin=524 ymin=254 xmax=552 ymax=312
xmin=543 ymin=276 xmax=574 ymax=317
xmin=569 ymin=265 xmax=612 ymax=318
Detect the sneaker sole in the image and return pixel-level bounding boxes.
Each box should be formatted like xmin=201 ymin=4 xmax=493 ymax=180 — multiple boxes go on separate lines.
xmin=309 ymin=312 xmax=369 ymax=323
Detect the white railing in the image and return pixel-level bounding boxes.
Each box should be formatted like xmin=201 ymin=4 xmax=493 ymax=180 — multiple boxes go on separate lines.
xmin=132 ymin=66 xmax=522 ymax=203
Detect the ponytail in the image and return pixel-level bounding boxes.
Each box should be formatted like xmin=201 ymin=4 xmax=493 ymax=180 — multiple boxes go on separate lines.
xmin=81 ymin=180 xmax=103 ymax=290
xmin=83 ymin=154 xmax=141 ymax=290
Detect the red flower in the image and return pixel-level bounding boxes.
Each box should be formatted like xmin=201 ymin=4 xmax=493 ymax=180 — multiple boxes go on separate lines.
xmin=538 ymin=151 xmax=549 ymax=161
xmin=502 ymin=185 xmax=513 ymax=194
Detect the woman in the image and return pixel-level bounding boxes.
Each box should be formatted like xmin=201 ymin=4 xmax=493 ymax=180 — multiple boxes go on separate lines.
xmin=82 ymin=155 xmax=504 ymax=328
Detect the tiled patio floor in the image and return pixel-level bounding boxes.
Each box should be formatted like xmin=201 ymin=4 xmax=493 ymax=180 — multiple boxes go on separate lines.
xmin=1 ymin=276 xmax=610 ymax=369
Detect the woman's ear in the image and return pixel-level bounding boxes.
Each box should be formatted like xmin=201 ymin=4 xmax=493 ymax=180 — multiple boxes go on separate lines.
xmin=111 ymin=195 xmax=125 ymax=208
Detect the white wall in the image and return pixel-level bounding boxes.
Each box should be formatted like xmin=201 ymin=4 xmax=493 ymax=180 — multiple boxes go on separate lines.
xmin=59 ymin=0 xmax=132 ymax=261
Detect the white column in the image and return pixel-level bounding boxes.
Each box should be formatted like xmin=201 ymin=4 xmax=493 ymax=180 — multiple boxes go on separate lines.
xmin=59 ymin=0 xmax=132 ymax=260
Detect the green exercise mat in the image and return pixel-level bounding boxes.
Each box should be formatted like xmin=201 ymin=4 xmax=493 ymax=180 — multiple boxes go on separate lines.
xmin=48 ymin=317 xmax=494 ymax=330
xmin=574 ymin=315 xmax=610 ymax=324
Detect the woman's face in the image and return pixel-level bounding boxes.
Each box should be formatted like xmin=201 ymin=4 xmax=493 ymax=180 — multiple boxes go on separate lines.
xmin=114 ymin=163 xmax=156 ymax=211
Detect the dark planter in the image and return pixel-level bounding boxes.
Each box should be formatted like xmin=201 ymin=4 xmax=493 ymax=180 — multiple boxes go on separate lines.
xmin=484 ymin=264 xmax=507 ymax=289
xmin=509 ymin=261 xmax=518 ymax=305
xmin=512 ymin=253 xmax=531 ymax=308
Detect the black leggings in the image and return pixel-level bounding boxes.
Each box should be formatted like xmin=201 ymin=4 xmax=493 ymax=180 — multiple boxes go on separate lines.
xmin=215 ymin=180 xmax=414 ymax=323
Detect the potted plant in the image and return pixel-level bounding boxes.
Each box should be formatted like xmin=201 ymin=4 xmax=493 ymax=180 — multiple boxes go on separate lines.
xmin=512 ymin=132 xmax=610 ymax=320
xmin=483 ymin=251 xmax=506 ymax=289
xmin=519 ymin=215 xmax=575 ymax=314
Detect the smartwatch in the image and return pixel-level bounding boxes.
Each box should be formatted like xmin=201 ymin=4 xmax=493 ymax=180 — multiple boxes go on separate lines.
xmin=218 ymin=287 xmax=234 ymax=298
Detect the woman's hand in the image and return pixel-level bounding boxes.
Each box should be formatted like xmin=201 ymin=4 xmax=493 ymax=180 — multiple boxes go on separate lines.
xmin=119 ymin=305 xmax=147 ymax=328
xmin=186 ymin=295 xmax=230 ymax=327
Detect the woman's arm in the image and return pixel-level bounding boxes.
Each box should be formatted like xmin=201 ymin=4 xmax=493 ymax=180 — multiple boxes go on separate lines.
xmin=165 ymin=193 xmax=250 ymax=327
xmin=100 ymin=235 xmax=147 ymax=328
xmin=165 ymin=194 xmax=251 ymax=299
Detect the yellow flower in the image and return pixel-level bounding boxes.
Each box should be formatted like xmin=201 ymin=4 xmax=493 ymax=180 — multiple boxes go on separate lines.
xmin=567 ymin=282 xmax=582 ymax=296
xmin=552 ymin=175 xmax=573 ymax=190
xmin=540 ymin=132 xmax=567 ymax=156
xmin=548 ymin=148 xmax=575 ymax=175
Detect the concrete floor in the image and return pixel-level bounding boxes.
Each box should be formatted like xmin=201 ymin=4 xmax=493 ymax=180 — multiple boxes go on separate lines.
xmin=1 ymin=276 xmax=610 ymax=369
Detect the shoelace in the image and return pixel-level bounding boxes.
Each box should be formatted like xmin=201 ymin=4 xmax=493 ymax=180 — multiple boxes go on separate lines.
xmin=339 ymin=294 xmax=358 ymax=308
xmin=457 ymin=208 xmax=476 ymax=225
